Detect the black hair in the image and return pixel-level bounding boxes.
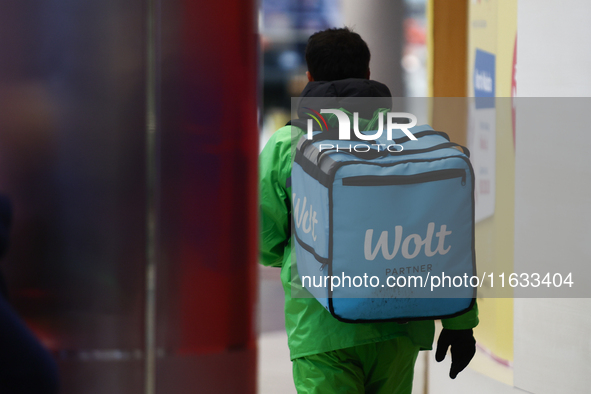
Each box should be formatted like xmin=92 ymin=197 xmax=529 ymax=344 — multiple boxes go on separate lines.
xmin=305 ymin=27 xmax=371 ymax=82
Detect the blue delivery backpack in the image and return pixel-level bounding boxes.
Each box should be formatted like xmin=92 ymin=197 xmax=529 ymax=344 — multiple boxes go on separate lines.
xmin=291 ymin=124 xmax=476 ymax=323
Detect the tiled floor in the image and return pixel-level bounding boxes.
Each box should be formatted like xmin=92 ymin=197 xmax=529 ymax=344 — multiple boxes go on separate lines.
xmin=258 ymin=331 xmax=297 ymax=394
xmin=257 ymin=265 xmax=296 ymax=393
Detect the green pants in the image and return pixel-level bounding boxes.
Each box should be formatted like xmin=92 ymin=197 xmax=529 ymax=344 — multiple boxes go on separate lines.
xmin=292 ymin=336 xmax=420 ymax=394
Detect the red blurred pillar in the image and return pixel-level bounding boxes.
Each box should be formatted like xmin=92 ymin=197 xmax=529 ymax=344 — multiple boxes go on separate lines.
xmin=156 ymin=1 xmax=258 ymax=393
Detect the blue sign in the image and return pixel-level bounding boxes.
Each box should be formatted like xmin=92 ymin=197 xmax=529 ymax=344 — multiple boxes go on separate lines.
xmin=474 ymin=48 xmax=496 ymax=108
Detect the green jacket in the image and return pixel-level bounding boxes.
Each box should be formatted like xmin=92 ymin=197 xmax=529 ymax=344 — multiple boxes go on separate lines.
xmin=259 ymin=80 xmax=478 ymax=360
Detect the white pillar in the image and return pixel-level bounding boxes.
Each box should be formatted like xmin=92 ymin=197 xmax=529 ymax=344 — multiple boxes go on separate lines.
xmin=341 ymin=0 xmax=405 ymax=97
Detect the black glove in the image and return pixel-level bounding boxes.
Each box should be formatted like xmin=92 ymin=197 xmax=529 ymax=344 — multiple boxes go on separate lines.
xmin=435 ymin=328 xmax=476 ymax=379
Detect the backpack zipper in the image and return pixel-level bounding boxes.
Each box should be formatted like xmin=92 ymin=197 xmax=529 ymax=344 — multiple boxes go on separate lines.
xmin=342 ymin=168 xmax=466 ymax=186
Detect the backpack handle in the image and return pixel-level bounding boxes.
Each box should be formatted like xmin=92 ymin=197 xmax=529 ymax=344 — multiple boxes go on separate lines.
xmin=390 ymin=142 xmax=470 ymax=158
xmin=288 ymin=120 xmax=450 ymax=145
xmin=316 ymin=147 xmax=389 ymax=165
xmin=392 ymin=130 xmax=450 ymax=144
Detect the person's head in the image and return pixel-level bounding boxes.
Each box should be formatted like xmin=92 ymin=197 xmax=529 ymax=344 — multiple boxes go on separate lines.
xmin=305 ymin=27 xmax=371 ymax=82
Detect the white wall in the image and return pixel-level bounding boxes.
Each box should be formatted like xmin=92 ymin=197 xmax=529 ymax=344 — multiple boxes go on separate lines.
xmin=516 ymin=0 xmax=591 ymax=97
xmin=514 ymin=1 xmax=591 ymax=393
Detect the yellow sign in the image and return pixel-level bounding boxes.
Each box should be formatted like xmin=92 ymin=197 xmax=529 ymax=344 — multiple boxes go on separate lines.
xmin=468 ymin=0 xmax=517 ymax=386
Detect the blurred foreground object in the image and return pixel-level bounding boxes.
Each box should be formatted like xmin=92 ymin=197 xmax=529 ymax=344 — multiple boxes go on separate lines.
xmin=0 ymin=194 xmax=59 ymax=393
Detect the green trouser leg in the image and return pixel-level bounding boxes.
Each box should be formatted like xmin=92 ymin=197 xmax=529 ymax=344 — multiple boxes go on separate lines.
xmin=292 ymin=336 xmax=420 ymax=394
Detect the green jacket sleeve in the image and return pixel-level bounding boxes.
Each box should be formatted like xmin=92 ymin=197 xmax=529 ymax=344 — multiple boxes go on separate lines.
xmin=441 ymin=301 xmax=479 ymax=329
xmin=259 ymin=128 xmax=292 ymax=267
